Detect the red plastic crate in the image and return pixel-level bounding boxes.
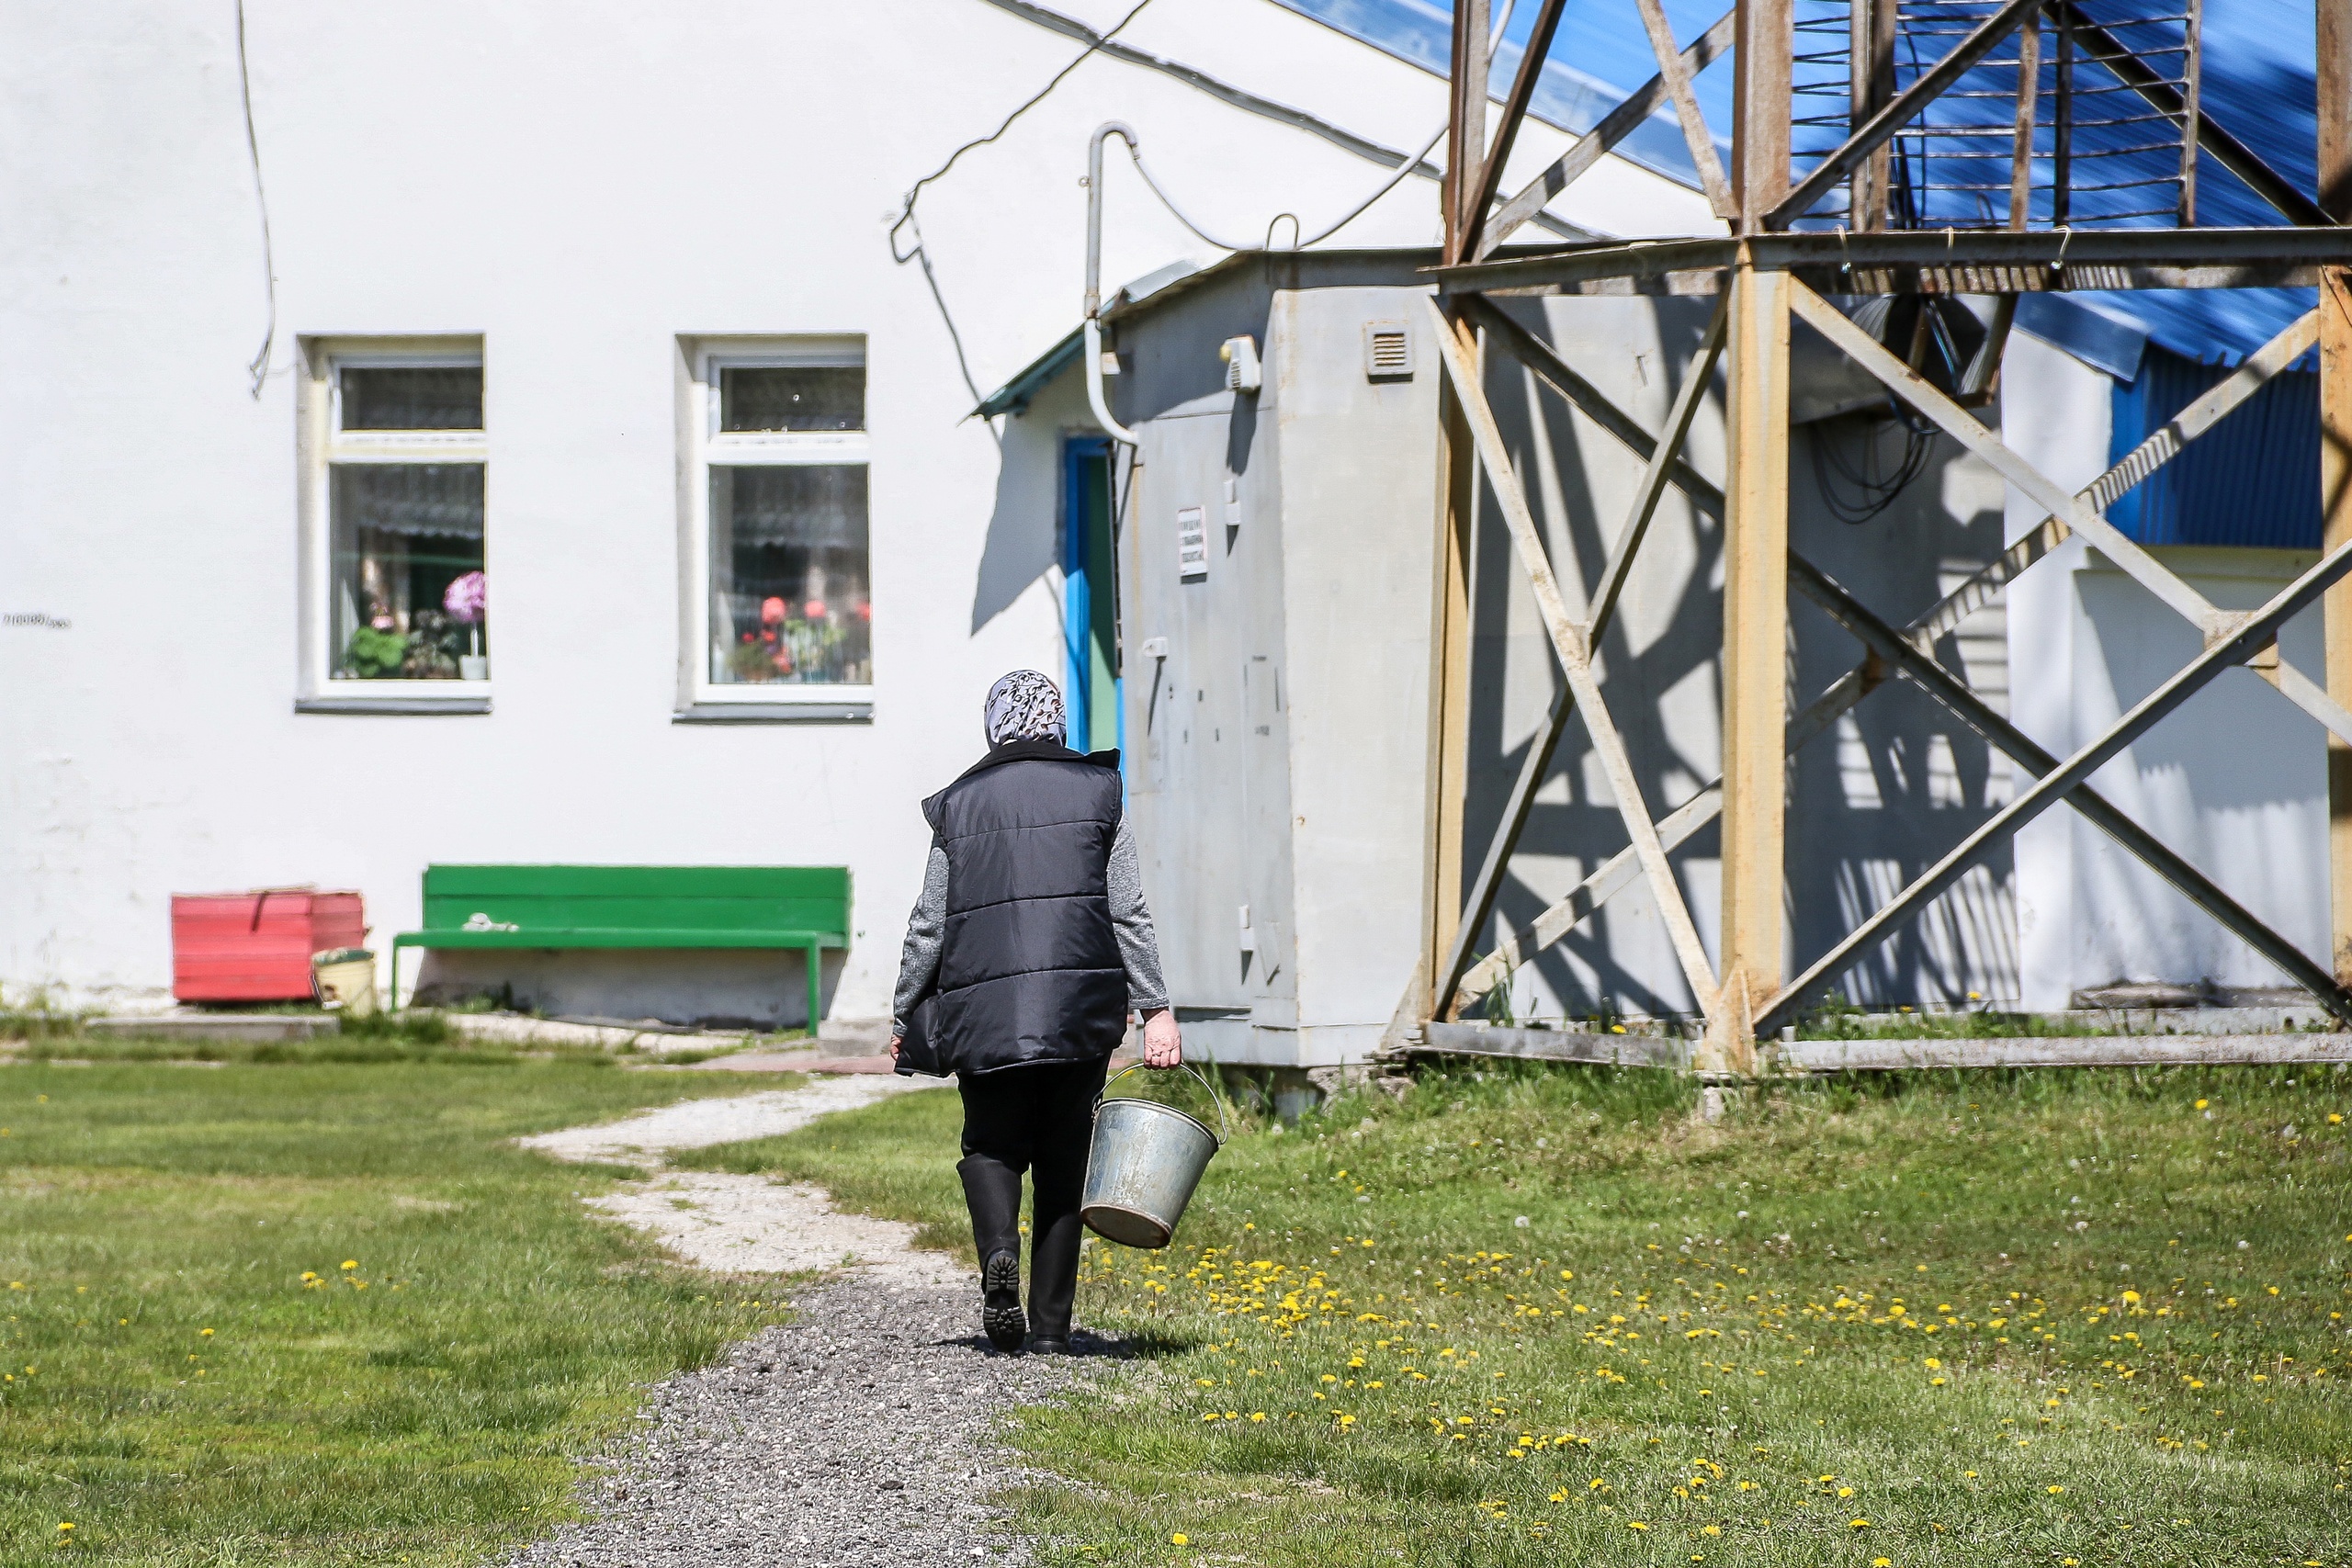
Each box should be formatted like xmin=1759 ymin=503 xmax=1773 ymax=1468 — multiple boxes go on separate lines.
xmin=171 ymin=889 xmax=367 ymax=1003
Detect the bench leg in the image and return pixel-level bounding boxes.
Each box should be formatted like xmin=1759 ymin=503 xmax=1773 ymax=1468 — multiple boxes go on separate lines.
xmin=805 ymin=940 xmax=823 ymax=1043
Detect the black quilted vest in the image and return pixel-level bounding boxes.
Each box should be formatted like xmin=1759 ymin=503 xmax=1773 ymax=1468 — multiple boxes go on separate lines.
xmin=920 ymin=739 xmax=1127 ymax=1076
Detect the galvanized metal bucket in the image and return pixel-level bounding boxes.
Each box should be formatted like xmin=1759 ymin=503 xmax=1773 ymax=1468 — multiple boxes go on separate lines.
xmin=1080 ymin=1062 xmax=1229 ymax=1249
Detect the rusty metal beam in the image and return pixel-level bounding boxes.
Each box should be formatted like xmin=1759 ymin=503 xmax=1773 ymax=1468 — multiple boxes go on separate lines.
xmin=1459 ymin=0 xmax=1571 ymax=263
xmin=1634 ymin=0 xmax=1736 ymax=219
xmin=1479 ymin=10 xmax=1738 ymax=257
xmin=2323 ymin=0 xmax=2352 ymax=984
xmin=1733 ymin=0 xmax=1794 ymax=230
xmin=1768 ymin=0 xmax=2041 ymax=229
xmin=2051 ymin=0 xmax=2328 ymax=229
xmin=1443 ymin=0 xmax=1492 ymax=262
xmin=1435 ymin=226 xmax=2352 ymax=298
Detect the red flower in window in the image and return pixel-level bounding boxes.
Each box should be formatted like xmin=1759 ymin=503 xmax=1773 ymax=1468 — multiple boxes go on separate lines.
xmin=761 ymin=596 xmax=787 ymax=626
xmin=741 ymin=632 xmax=756 ymax=643
xmin=854 ymin=602 xmax=872 ymax=621
xmin=804 ymin=599 xmax=828 ymax=621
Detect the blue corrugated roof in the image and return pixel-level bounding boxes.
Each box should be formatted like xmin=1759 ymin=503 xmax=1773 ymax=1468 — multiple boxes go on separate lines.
xmin=2108 ymin=341 xmax=2321 ymax=547
xmin=1272 ymin=0 xmax=2327 ymax=365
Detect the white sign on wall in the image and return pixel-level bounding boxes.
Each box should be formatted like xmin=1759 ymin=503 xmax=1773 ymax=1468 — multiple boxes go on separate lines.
xmin=1176 ymin=506 xmax=1207 ymax=581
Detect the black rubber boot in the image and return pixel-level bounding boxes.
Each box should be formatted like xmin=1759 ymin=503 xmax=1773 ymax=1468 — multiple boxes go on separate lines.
xmin=1025 ymin=1174 xmax=1087 ymax=1350
xmin=960 ymin=1156 xmax=1027 ymax=1351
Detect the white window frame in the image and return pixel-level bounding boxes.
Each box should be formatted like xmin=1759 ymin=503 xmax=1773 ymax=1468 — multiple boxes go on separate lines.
xmin=675 ymin=335 xmax=873 ymax=722
xmin=295 ymin=336 xmax=490 ymax=714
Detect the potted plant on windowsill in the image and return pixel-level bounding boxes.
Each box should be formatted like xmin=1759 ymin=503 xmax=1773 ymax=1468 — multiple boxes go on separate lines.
xmin=445 ymin=570 xmax=488 ymax=681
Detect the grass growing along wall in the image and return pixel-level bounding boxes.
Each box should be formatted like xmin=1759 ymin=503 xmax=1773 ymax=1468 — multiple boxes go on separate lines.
xmin=690 ymin=1062 xmax=2352 ymax=1566
xmin=0 ymin=1062 xmax=806 ymax=1568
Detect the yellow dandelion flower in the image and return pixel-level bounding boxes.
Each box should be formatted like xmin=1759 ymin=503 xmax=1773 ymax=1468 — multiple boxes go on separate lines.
xmin=1849 ymin=1517 xmax=1871 ymax=1529
xmin=1626 ymin=1521 xmax=1648 ymax=1531
xmin=1170 ymin=1532 xmax=1189 ymax=1546
xmin=2047 ymin=1485 xmax=2064 ymax=1495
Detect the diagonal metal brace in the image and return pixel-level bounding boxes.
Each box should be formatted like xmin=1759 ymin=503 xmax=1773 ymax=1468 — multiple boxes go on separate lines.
xmin=1790 ymin=552 xmax=2352 ymax=1026
xmin=1430 ymin=295 xmax=1730 ymax=1018
xmin=1424 ymin=296 xmax=1720 ymax=1012
xmin=1477 ymin=9 xmax=1737 ymax=257
xmin=1759 ymin=534 xmax=2352 ymax=1034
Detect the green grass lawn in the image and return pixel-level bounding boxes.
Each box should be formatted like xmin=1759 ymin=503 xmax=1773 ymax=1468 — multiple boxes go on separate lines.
xmin=688 ymin=1064 xmax=2352 ymax=1566
xmin=0 ymin=1060 xmax=804 ymax=1568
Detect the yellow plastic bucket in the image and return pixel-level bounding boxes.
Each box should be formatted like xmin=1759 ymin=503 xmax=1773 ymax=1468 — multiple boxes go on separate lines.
xmin=311 ymin=948 xmax=379 ymax=1016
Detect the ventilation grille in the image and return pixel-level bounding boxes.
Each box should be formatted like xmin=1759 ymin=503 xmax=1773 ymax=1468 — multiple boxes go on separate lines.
xmin=1364 ymin=321 xmax=1413 ymax=379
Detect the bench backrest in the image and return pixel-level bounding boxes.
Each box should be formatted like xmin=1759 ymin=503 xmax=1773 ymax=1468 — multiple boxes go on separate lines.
xmin=419 ymin=864 xmax=850 ymax=937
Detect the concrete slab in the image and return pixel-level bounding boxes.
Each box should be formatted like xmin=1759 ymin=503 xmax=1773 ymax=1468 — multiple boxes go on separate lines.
xmin=86 ymin=1013 xmax=341 ymax=1042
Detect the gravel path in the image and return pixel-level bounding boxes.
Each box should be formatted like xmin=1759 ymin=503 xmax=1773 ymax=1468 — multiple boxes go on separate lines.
xmin=507 ymin=1076 xmax=1114 ymax=1566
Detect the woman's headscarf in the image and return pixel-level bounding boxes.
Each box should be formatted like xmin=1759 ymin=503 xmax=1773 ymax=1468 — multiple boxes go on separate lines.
xmin=984 ymin=670 xmax=1067 ymax=746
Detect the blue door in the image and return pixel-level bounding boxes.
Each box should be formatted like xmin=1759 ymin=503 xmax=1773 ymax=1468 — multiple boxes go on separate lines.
xmin=1062 ymin=436 xmax=1121 ymax=754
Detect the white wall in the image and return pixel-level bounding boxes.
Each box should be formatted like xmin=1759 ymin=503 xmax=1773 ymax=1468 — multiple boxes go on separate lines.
xmin=2004 ymin=332 xmax=2329 ymax=1006
xmin=0 ymin=0 xmax=1702 ymax=1019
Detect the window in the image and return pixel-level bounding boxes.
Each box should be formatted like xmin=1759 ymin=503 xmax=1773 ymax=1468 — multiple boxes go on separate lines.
xmin=297 ymin=342 xmax=489 ymax=712
xmin=679 ymin=340 xmax=872 ymax=719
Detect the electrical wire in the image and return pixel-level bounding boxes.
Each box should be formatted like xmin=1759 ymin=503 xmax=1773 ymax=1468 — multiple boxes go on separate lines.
xmin=888 ymin=0 xmax=1155 ymax=429
xmin=234 ymin=0 xmax=277 ymax=399
xmin=1810 ymin=409 xmax=1937 ymax=524
xmin=1110 ymin=0 xmax=1519 ymax=253
xmin=1810 ymin=300 xmax=1973 ymax=523
xmin=889 ymin=0 xmax=1155 ymax=266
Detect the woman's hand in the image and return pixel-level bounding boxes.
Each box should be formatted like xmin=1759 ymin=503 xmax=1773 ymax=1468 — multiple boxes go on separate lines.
xmin=888 ymin=1034 xmax=902 ymax=1062
xmin=1141 ymin=1009 xmax=1182 ymax=1068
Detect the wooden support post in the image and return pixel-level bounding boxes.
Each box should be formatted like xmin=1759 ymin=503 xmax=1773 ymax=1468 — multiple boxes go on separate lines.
xmin=1707 ymin=264 xmax=1792 ymax=1075
xmin=1416 ymin=305 xmax=1480 ymax=1032
xmin=2321 ymin=0 xmax=2352 ymax=985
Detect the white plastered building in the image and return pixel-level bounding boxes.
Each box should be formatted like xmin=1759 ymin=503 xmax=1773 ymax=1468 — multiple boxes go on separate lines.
xmin=0 ymin=0 xmax=1708 ymax=1033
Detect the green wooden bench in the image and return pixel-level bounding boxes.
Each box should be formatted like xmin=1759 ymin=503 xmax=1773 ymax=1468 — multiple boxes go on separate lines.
xmin=389 ymin=864 xmax=850 ymax=1032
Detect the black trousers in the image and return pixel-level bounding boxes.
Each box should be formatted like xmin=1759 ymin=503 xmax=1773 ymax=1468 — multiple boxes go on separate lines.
xmin=956 ymin=1057 xmax=1107 ymax=1340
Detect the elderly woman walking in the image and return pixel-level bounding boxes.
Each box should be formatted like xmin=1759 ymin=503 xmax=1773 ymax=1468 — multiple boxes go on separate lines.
xmin=891 ymin=670 xmax=1182 ymax=1355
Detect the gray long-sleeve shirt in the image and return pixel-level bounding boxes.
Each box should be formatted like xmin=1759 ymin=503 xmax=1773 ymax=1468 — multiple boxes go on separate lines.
xmin=892 ymin=815 xmax=1170 ymax=1033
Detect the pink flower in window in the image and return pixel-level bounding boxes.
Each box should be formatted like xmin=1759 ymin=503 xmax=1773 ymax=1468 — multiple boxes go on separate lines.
xmin=443 ymin=570 xmax=487 ymax=624
xmin=761 ymin=596 xmax=786 ymax=625
xmin=854 ymin=602 xmax=872 ymax=621
xmin=804 ymin=599 xmax=828 ymax=621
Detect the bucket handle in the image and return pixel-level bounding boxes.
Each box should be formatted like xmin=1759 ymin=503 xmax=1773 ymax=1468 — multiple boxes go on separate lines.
xmin=1101 ymin=1059 xmax=1230 ymax=1146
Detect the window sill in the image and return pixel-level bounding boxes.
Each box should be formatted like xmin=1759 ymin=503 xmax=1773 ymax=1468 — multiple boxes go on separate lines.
xmin=296 ymin=693 xmax=491 ymax=716
xmin=673 ymin=700 xmax=872 ymax=724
